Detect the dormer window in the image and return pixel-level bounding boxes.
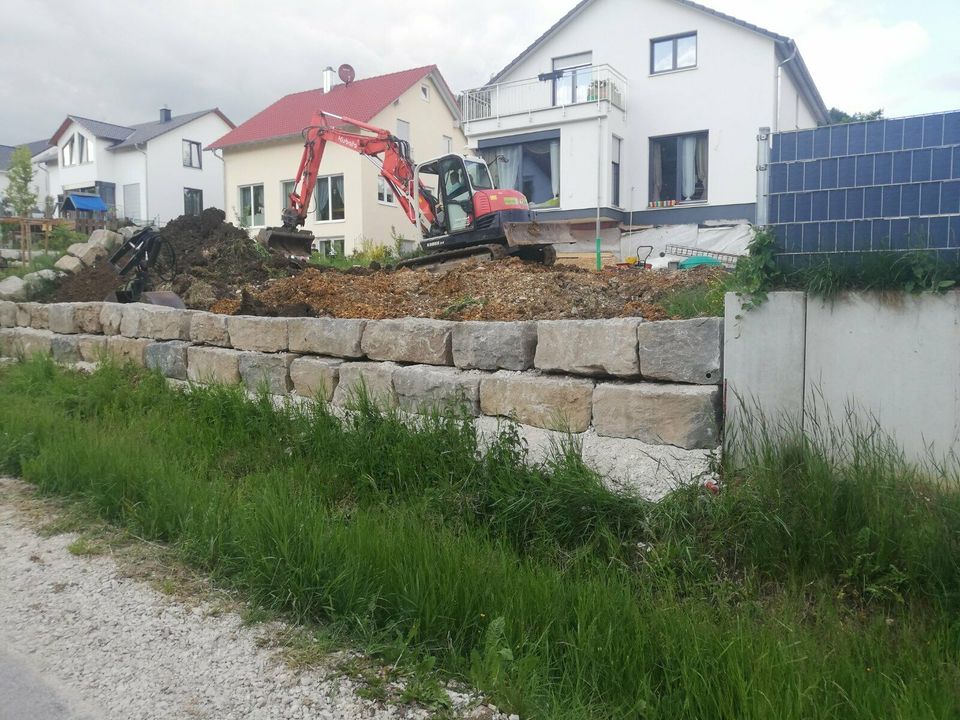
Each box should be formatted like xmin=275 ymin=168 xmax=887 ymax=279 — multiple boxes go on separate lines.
xmin=651 ymin=32 xmax=697 ymax=74
xmin=420 ymin=84 xmax=430 ymax=102
xmin=62 ymin=132 xmax=89 ymax=166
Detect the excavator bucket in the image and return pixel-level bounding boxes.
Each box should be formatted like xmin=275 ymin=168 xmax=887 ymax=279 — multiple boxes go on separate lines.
xmin=502 ymin=221 xmax=579 ymax=248
xmin=257 ymin=227 xmax=316 ymax=258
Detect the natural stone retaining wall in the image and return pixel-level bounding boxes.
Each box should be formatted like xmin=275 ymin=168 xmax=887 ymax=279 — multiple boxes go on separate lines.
xmin=0 ymin=300 xmax=724 ymax=498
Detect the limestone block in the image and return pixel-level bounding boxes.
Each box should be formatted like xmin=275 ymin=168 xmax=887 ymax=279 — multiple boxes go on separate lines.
xmin=68 ymin=242 xmax=107 ymax=266
xmin=100 ymin=303 xmax=125 ymax=335
xmin=227 ymin=316 xmax=288 ymax=352
xmin=120 ymin=305 xmax=191 ymax=340
xmin=77 ymin=334 xmax=108 ymax=362
xmin=187 ymin=346 xmax=242 ymax=385
xmin=361 ymin=318 xmax=454 ymax=365
xmin=290 ymin=356 xmax=342 ymax=401
xmin=105 ymin=336 xmax=152 ymax=366
xmin=0 ymin=276 xmax=26 ymax=301
xmin=0 ymin=328 xmax=17 ymax=356
xmin=88 ymin=229 xmax=123 ymax=250
xmin=54 ymin=254 xmax=84 ymax=274
xmin=190 ymin=312 xmax=231 ymax=347
xmin=22 ymin=269 xmax=58 ymax=293
xmin=535 ymin=319 xmax=642 ymax=377
xmin=16 ymin=302 xmax=49 ymax=329
xmin=0 ymin=300 xmax=17 ymax=327
xmin=48 ymin=303 xmax=78 ymax=334
xmin=592 ymin=382 xmax=720 ymax=450
xmin=479 ymin=372 xmax=594 ymax=432
xmin=637 ymin=318 xmax=722 ymax=384
xmin=452 ymin=321 xmax=537 ymax=371
xmin=75 ymin=302 xmax=104 ymax=334
xmin=332 ymin=361 xmax=399 ymax=407
xmin=118 ymin=227 xmax=141 ymax=242
xmin=145 ymin=340 xmax=190 ymax=380
xmin=238 ymin=352 xmax=296 ymax=395
xmin=11 ymin=328 xmax=54 ymax=357
xmin=288 ymin=317 xmax=366 ymax=358
xmin=51 ymin=335 xmax=81 ymax=364
xmin=393 ymin=364 xmax=482 ymax=416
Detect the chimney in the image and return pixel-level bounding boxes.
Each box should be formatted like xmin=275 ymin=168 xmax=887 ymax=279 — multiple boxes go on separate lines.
xmin=159 ymin=106 xmax=172 ymax=123
xmin=322 ymin=66 xmax=335 ymax=93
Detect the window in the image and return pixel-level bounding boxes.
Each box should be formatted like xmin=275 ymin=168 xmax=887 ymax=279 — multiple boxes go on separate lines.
xmin=61 ymin=132 xmax=89 ymax=167
xmin=238 ymin=184 xmax=264 ymax=226
xmin=313 ymin=237 xmax=345 ymax=257
xmin=419 ymin=84 xmax=430 ymax=102
xmin=441 ymin=135 xmax=453 ymax=154
xmin=649 ymin=132 xmax=708 ymax=204
xmin=315 ymin=174 xmax=345 ymax=222
xmin=551 ymin=52 xmax=592 ymax=106
xmin=182 ymin=140 xmax=202 ymax=168
xmin=479 ymin=137 xmax=560 ymax=208
xmin=377 ymin=176 xmax=395 ymax=204
xmin=651 ymin=33 xmax=697 ymax=74
xmin=396 ymin=119 xmax=410 ymax=142
xmin=611 ymin=136 xmax=622 ymax=207
xmin=281 ymin=180 xmax=296 ymax=208
xmin=184 ymin=188 xmax=203 ymax=216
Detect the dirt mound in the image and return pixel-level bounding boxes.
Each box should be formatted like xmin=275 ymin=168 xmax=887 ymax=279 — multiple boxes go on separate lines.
xmin=48 ymin=209 xmax=295 ymax=308
xmin=211 ymin=258 xmax=722 ymax=321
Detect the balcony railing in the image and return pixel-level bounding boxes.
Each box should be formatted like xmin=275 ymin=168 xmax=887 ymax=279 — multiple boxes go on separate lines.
xmin=461 ymin=64 xmax=628 ymax=123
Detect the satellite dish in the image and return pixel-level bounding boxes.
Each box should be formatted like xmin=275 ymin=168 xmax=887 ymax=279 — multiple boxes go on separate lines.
xmin=338 ymin=64 xmax=355 ymax=84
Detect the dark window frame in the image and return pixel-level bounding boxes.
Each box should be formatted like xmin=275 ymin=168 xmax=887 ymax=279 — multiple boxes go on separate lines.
xmin=183 ymin=187 xmax=203 ymax=216
xmin=648 ymin=130 xmax=709 ymax=204
xmin=650 ymin=32 xmax=698 ymax=74
xmin=183 ymin=139 xmax=202 ymax=169
xmin=611 ymin=136 xmax=622 ymax=207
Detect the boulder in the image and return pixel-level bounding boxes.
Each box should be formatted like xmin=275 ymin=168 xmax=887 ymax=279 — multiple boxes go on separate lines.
xmin=10 ymin=328 xmax=54 ymax=358
xmin=74 ymin=302 xmax=104 ymax=334
xmin=88 ymin=229 xmax=123 ymax=250
xmin=238 ymin=352 xmax=296 ymax=395
xmin=190 ymin=312 xmax=231 ymax=347
xmin=288 ymin=317 xmax=366 ymax=358
xmin=451 ymin=321 xmax=537 ymax=370
xmin=54 ymin=254 xmax=84 ymax=274
xmin=22 ymin=269 xmax=58 ymax=293
xmin=332 ymin=361 xmax=398 ymax=407
xmin=99 ymin=303 xmax=125 ymax=335
xmin=119 ymin=305 xmax=191 ymax=340
xmin=48 ymin=303 xmax=78 ymax=334
xmin=227 ymin=316 xmax=288 ymax=352
xmin=0 ymin=276 xmax=27 ymax=301
xmin=361 ymin=318 xmax=454 ymax=365
xmin=0 ymin=328 xmax=17 ymax=356
xmin=0 ymin=300 xmax=17 ymax=327
xmin=535 ymin=319 xmax=642 ymax=377
xmin=479 ymin=372 xmax=594 ymax=432
xmin=145 ymin=340 xmax=191 ymax=380
xmin=637 ymin=318 xmax=722 ymax=384
xmin=592 ymin=382 xmax=720 ymax=450
xmin=51 ymin=335 xmax=81 ymax=364
xmin=105 ymin=336 xmax=152 ymax=366
xmin=187 ymin=346 xmax=242 ymax=385
xmin=77 ymin=334 xmax=108 ymax=362
xmin=289 ymin=357 xmax=342 ymax=401
xmin=393 ymin=364 xmax=482 ymax=416
xmin=16 ymin=302 xmax=49 ymax=329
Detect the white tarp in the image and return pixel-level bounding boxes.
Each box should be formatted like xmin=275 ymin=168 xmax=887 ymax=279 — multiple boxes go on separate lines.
xmin=619 ymin=222 xmax=753 ymax=267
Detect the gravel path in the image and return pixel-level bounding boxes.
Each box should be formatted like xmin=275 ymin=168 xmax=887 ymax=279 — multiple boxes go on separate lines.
xmin=0 ymin=477 xmax=498 ymax=720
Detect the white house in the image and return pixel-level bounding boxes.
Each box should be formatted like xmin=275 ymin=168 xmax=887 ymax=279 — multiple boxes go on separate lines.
xmin=460 ymin=0 xmax=828 ymax=232
xmin=44 ymin=108 xmax=234 ymax=225
xmin=0 ymin=140 xmax=53 ymax=215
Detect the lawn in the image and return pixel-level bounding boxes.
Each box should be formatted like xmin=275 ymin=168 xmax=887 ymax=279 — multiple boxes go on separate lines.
xmin=0 ymin=357 xmax=958 ymax=719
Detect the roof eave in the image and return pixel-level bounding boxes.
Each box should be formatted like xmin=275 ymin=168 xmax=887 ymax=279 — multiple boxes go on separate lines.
xmin=776 ymin=40 xmax=829 ymax=125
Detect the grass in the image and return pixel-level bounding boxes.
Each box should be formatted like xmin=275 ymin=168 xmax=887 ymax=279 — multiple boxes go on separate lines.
xmin=1 ymin=356 xmax=960 ymax=718
xmin=0 ymin=252 xmax=58 ymax=281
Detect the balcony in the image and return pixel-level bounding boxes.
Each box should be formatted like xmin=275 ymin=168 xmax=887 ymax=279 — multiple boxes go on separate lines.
xmin=461 ymin=64 xmax=628 ymax=126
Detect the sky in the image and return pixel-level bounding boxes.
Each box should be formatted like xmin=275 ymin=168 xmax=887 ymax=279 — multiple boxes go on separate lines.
xmin=1 ymin=0 xmax=957 ymax=145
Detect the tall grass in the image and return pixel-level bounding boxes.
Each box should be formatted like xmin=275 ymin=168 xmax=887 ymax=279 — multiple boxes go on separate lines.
xmin=1 ymin=357 xmax=959 ymax=718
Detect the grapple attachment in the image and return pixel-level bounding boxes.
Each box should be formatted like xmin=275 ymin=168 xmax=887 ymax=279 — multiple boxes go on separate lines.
xmin=257 ymin=227 xmax=316 ymax=258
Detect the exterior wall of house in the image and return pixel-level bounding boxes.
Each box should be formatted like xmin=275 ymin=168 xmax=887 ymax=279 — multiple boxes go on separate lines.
xmin=463 ymin=0 xmax=822 ymax=225
xmin=48 ymin=122 xmax=109 ymax=198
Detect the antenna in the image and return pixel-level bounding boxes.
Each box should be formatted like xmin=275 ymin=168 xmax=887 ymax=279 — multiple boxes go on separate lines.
xmin=338 ymin=64 xmax=355 ymax=84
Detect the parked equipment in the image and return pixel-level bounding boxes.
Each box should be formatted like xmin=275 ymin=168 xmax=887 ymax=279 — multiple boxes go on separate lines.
xmin=259 ymin=111 xmax=576 ymax=268
xmin=105 ymin=227 xmax=185 ymax=307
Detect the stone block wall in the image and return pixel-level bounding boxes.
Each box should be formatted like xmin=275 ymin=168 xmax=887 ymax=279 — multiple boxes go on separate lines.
xmin=0 ymin=301 xmax=724 ymax=499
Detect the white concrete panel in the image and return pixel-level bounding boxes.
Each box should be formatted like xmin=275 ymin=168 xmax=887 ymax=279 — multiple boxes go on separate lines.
xmin=723 ymin=291 xmax=806 ymax=433
xmin=804 ymin=292 xmax=960 ymax=463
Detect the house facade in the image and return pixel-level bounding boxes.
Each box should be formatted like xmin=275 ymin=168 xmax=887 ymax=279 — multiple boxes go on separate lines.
xmin=209 ymin=65 xmax=466 ymax=257
xmin=460 ymin=0 xmax=828 ymax=229
xmin=43 ymin=109 xmax=234 ymax=225
xmin=0 ymin=141 xmax=53 ymax=215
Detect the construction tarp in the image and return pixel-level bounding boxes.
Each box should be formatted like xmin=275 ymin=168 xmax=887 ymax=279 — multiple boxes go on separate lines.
xmin=63 ymin=193 xmax=107 ymax=212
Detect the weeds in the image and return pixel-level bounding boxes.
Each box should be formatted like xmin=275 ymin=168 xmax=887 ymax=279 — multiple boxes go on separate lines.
xmin=1 ymin=357 xmax=959 ymax=718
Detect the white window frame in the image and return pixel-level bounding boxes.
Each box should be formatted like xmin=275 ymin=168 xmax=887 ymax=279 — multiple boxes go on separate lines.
xmin=281 ymin=179 xmax=296 ymax=209
xmin=441 ymin=135 xmax=453 ymax=154
xmin=419 ymin=84 xmax=430 ymax=102
xmin=314 ymin=174 xmax=345 ymax=223
xmin=62 ymin=132 xmax=90 ymax=167
xmin=183 ymin=139 xmax=202 ymax=168
xmin=377 ymin=176 xmax=396 ymax=205
xmin=238 ymin=183 xmax=265 ymax=227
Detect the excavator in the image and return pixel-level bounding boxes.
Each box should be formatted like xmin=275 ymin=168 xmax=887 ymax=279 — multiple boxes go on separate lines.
xmin=260 ymin=111 xmax=576 ymax=269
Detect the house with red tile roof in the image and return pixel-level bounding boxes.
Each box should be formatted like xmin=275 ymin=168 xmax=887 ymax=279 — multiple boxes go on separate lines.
xmin=208 ymin=65 xmax=464 ymax=257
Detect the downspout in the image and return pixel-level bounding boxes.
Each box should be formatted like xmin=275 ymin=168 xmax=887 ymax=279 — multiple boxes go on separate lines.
xmin=775 ymin=40 xmax=798 ymax=133
xmin=135 ymin=142 xmax=149 ymax=224
xmin=212 ymin=148 xmax=225 ymax=219
xmin=596 ymin=117 xmax=602 ymax=271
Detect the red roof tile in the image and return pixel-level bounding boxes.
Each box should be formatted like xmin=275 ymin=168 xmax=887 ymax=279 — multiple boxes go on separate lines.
xmin=209 ymin=65 xmax=447 ymax=150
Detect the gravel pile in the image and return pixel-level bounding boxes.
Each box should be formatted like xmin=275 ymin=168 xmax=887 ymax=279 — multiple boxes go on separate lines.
xmin=0 ymin=477 xmax=508 ymax=720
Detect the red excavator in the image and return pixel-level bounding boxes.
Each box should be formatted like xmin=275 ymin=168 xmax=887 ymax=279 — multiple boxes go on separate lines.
xmin=260 ymin=111 xmax=575 ymax=269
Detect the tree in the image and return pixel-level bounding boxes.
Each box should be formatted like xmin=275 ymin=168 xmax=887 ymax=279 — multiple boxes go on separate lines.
xmin=5 ymin=146 xmax=37 ymax=217
xmin=828 ymin=107 xmax=884 ymax=124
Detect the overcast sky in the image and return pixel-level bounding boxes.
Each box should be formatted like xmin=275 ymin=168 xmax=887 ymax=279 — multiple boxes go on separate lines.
xmin=1 ymin=0 xmax=957 ymax=145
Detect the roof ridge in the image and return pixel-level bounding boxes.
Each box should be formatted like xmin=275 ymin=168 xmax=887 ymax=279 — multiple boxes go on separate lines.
xmin=285 ymin=64 xmax=436 ymax=98
xmin=68 ymin=114 xmax=134 ymax=132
